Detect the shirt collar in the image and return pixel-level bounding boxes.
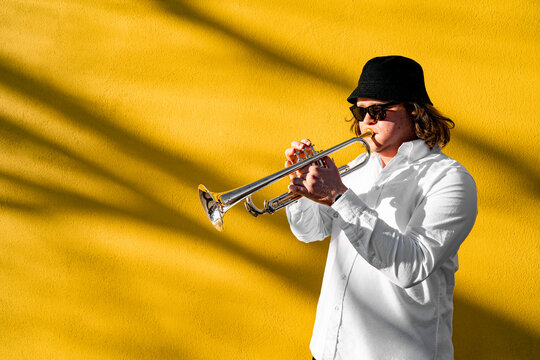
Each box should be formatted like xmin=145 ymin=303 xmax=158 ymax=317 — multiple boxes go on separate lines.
xmin=397 ymin=139 xmax=435 ymax=163
xmin=371 ymin=139 xmax=437 ymax=167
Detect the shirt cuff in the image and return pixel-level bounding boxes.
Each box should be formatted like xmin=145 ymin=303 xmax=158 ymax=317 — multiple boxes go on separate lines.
xmin=323 ymin=188 xmax=368 ymax=222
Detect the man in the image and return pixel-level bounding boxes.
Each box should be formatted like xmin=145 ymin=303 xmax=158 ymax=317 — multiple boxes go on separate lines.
xmin=285 ymin=56 xmax=477 ymax=360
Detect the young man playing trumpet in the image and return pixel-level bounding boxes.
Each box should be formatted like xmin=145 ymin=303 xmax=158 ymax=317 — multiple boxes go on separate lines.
xmin=285 ymin=56 xmax=477 ymax=360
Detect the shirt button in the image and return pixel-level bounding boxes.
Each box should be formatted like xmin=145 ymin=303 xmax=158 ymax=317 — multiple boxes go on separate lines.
xmin=341 ymin=275 xmax=347 ymax=280
xmin=334 ymin=306 xmax=340 ymax=311
xmin=332 ymin=212 xmax=339 ymax=218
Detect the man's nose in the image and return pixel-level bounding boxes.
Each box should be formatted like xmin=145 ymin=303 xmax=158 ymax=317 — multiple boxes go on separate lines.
xmin=364 ymin=114 xmax=377 ymax=125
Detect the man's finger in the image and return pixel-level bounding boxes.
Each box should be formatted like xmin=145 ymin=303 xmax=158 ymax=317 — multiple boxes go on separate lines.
xmin=322 ymin=156 xmax=338 ymax=171
xmin=285 ymin=148 xmax=299 ymax=162
xmin=288 ymin=184 xmax=308 ymax=195
xmin=291 ymin=177 xmax=305 ymax=186
xmin=291 ymin=140 xmax=308 ymax=150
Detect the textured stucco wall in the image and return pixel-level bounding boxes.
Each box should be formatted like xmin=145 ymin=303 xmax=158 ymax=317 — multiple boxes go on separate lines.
xmin=0 ymin=0 xmax=538 ymax=359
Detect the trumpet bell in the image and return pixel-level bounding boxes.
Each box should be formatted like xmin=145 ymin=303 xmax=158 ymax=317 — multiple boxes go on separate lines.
xmin=198 ymin=184 xmax=224 ymax=231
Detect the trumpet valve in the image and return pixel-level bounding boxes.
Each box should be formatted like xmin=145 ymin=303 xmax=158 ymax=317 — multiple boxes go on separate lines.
xmin=294 ymin=144 xmax=319 ymax=161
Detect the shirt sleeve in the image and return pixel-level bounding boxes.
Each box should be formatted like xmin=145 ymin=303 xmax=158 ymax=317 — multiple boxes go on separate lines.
xmin=286 ymin=197 xmax=334 ymax=243
xmin=324 ymin=169 xmax=478 ymax=288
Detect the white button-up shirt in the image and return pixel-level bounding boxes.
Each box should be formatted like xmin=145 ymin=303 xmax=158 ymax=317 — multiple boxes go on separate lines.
xmin=286 ymin=140 xmax=477 ymax=360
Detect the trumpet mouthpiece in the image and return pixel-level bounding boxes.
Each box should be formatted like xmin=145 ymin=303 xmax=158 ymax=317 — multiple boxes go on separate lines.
xmin=362 ymin=128 xmax=374 ymax=138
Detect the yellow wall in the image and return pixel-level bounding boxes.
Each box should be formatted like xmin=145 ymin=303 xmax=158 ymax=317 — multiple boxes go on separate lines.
xmin=0 ymin=0 xmax=538 ymax=359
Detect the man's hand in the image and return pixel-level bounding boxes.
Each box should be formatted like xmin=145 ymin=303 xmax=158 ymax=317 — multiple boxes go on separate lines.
xmin=285 ymin=139 xmax=348 ymax=206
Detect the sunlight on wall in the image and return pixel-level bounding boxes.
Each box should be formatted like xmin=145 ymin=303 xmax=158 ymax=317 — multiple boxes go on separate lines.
xmin=0 ymin=0 xmax=538 ymax=359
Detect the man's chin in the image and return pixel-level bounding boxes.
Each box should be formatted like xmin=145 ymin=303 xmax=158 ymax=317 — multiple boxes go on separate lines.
xmin=365 ymin=137 xmax=381 ymax=151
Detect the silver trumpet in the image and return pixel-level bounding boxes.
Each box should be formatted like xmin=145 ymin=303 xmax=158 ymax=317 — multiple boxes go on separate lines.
xmin=198 ymin=129 xmax=373 ymax=231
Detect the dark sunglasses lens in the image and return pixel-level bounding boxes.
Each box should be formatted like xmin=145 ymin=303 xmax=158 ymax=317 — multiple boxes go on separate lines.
xmin=367 ymin=106 xmax=384 ymax=120
xmin=352 ymin=106 xmax=367 ymax=121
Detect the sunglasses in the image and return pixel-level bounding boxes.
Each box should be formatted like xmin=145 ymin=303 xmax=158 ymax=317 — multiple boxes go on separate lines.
xmin=349 ymin=101 xmax=400 ymax=121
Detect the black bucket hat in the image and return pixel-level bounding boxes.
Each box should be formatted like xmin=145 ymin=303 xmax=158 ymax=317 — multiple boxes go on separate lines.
xmin=347 ymin=56 xmax=432 ymax=105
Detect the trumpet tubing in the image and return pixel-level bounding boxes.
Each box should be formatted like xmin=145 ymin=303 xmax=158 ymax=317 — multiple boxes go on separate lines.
xmin=199 ymin=129 xmax=373 ymax=231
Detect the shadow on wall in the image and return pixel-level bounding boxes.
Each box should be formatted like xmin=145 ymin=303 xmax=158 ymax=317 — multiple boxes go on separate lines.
xmin=452 ymin=128 xmax=540 ymax=198
xmin=0 ymin=55 xmax=326 ymax=299
xmin=152 ymin=0 xmax=351 ymax=89
xmin=453 ymin=297 xmax=540 ymax=359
